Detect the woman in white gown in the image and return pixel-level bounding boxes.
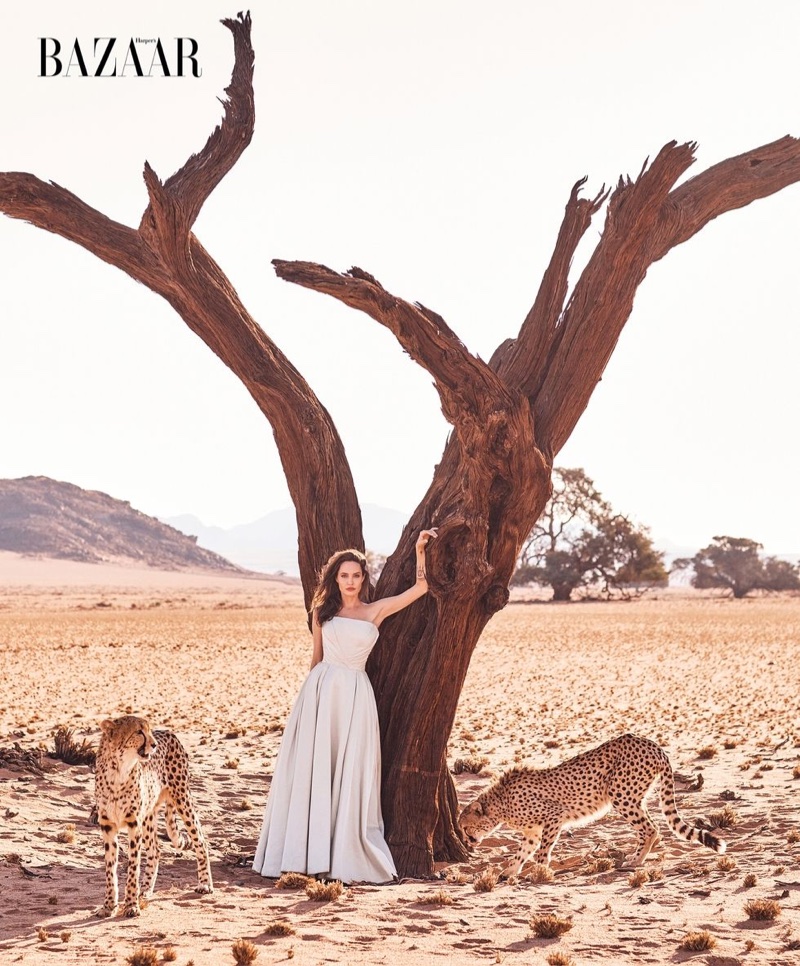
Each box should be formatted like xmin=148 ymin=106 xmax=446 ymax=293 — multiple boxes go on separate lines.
xmin=253 ymin=528 xmax=437 ymax=884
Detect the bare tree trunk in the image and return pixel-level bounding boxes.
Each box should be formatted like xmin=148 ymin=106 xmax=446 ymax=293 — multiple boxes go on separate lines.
xmin=3 ymin=12 xmax=800 ymax=877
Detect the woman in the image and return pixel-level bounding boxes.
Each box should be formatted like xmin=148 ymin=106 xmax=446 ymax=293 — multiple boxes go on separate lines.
xmin=252 ymin=528 xmax=437 ymax=884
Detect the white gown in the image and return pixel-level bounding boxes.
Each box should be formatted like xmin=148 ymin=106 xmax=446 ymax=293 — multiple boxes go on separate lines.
xmin=252 ymin=616 xmax=397 ymax=884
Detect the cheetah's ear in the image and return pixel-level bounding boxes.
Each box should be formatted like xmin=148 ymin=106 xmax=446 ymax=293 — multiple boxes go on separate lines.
xmin=473 ymin=801 xmax=484 ymax=816
xmin=100 ymin=719 xmax=114 ymax=735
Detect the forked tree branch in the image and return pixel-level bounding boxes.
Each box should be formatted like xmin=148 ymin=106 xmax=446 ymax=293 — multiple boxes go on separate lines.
xmin=272 ymin=259 xmax=518 ymax=426
xmin=0 ymin=11 xmax=364 ymax=600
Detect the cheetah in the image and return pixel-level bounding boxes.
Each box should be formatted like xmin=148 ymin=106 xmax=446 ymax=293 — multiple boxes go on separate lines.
xmin=458 ymin=733 xmax=726 ymax=876
xmin=94 ymin=715 xmax=213 ymax=917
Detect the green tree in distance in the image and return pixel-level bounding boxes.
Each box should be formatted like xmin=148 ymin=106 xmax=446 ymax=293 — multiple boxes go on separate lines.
xmin=674 ymin=536 xmax=800 ymax=598
xmin=513 ymin=468 xmax=667 ymax=600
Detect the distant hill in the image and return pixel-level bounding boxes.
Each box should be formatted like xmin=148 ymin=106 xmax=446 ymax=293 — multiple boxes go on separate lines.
xmin=0 ymin=477 xmax=243 ymax=573
xmin=165 ymin=504 xmax=410 ymax=575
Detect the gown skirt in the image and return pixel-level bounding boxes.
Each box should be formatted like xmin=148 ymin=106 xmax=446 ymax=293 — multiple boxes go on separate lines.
xmin=252 ymin=616 xmax=397 ymax=884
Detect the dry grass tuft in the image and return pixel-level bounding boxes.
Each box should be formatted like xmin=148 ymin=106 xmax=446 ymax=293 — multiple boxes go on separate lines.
xmin=707 ymin=804 xmax=739 ymax=829
xmin=546 ymin=953 xmax=575 ymax=966
xmin=744 ymin=898 xmax=781 ymax=921
xmin=697 ymin=744 xmax=718 ymax=760
xmin=223 ymin=757 xmax=239 ymax=770
xmin=231 ymin=939 xmax=259 ymax=965
xmin=524 ymin=862 xmax=556 ymax=883
xmin=587 ymin=857 xmax=614 ymax=874
xmin=444 ymin=868 xmax=468 ymax=884
xmin=162 ymin=947 xmax=177 ymax=962
xmin=238 ymin=798 xmax=254 ymax=811
xmin=793 ymin=764 xmax=800 ymax=779
xmin=717 ymin=855 xmax=737 ymax=872
xmin=452 ymin=755 xmax=490 ymax=774
xmin=276 ymin=872 xmax=312 ymax=889
xmin=56 ymin=824 xmax=76 ymax=844
xmin=723 ymin=739 xmax=739 ymax=749
xmin=126 ymin=948 xmax=160 ymax=966
xmin=263 ymin=920 xmax=296 ymax=937
xmin=50 ymin=726 xmax=96 ymax=766
xmin=743 ymin=872 xmax=758 ymax=888
xmin=628 ymin=868 xmax=648 ymax=887
xmin=417 ymin=888 xmax=454 ymax=906
xmin=305 ymin=879 xmax=343 ymax=902
xmin=36 ymin=927 xmax=49 ymax=942
xmin=530 ymin=913 xmax=573 ymax=939
xmin=473 ymin=868 xmax=500 ymax=892
xmin=787 ymin=829 xmax=800 ymax=844
xmin=677 ymin=930 xmax=717 ymax=951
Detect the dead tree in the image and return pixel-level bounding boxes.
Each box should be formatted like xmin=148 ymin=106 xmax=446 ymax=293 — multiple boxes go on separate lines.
xmin=2 ymin=13 xmax=800 ymax=876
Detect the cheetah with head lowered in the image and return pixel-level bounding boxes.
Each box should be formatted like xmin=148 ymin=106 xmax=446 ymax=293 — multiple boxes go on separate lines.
xmin=94 ymin=715 xmax=213 ymax=917
xmin=458 ymin=733 xmax=726 ymax=876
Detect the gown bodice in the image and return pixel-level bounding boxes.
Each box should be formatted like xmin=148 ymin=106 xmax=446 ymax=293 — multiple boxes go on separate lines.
xmin=322 ymin=616 xmax=379 ymax=671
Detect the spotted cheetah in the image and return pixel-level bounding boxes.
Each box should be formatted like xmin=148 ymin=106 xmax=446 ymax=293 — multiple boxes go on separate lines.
xmin=458 ymin=733 xmax=726 ymax=875
xmin=94 ymin=715 xmax=213 ymax=917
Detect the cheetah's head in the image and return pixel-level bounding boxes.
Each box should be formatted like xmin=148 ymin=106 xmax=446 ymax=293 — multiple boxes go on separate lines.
xmin=458 ymin=798 xmax=498 ymax=847
xmin=99 ymin=715 xmax=157 ymax=763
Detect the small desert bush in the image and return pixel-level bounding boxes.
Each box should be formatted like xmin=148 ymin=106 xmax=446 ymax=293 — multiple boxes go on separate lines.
xmin=628 ymin=868 xmax=648 ymax=887
xmin=238 ymin=798 xmax=254 ymax=811
xmin=587 ymin=857 xmax=614 ymax=874
xmin=56 ymin=824 xmax=76 ymax=844
xmin=60 ymin=931 xmax=72 ymax=943
xmin=305 ymin=879 xmax=343 ymax=901
xmin=36 ymin=927 xmax=49 ymax=942
xmin=717 ymin=855 xmax=737 ymax=872
xmin=418 ymin=888 xmax=454 ymax=905
xmin=697 ymin=745 xmax=718 ymax=760
xmin=452 ymin=756 xmax=489 ymax=774
xmin=444 ymin=868 xmax=468 ymax=884
xmin=787 ymin=829 xmax=800 ymax=844
xmin=677 ymin=930 xmax=717 ymax=952
xmin=162 ymin=948 xmax=177 ymax=963
xmin=723 ymin=739 xmax=739 ymax=749
xmin=126 ymin=948 xmax=159 ymax=966
xmin=543 ymin=739 xmax=561 ymax=749
xmin=743 ymin=872 xmax=758 ymax=888
xmin=707 ymin=804 xmax=739 ymax=829
xmin=231 ymin=939 xmax=259 ymax=965
xmin=793 ymin=764 xmax=800 ymax=779
xmin=530 ymin=913 xmax=573 ymax=939
xmin=525 ymin=862 xmax=556 ymax=883
xmin=50 ymin=726 xmax=96 ymax=766
xmin=276 ymin=872 xmax=312 ymax=889
xmin=473 ymin=868 xmax=500 ymax=892
xmin=546 ymin=953 xmax=574 ymax=966
xmin=223 ymin=758 xmax=239 ymax=770
xmin=744 ymin=898 xmax=781 ymax=921
xmin=263 ymin=920 xmax=295 ymax=937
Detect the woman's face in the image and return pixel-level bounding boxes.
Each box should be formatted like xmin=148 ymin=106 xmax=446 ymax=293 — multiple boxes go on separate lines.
xmin=336 ymin=561 xmax=365 ymax=598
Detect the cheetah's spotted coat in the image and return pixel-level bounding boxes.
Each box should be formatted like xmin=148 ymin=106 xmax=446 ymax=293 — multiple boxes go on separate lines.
xmin=458 ymin=734 xmax=726 ymax=875
xmin=94 ymin=715 xmax=213 ymax=917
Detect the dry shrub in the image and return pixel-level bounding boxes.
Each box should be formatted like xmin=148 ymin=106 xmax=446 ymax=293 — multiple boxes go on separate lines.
xmin=263 ymin=920 xmax=296 ymax=937
xmin=305 ymin=879 xmax=343 ymax=901
xmin=473 ymin=867 xmax=500 ymax=892
xmin=587 ymin=857 xmax=614 ymax=874
xmin=743 ymin=872 xmax=758 ymax=888
xmin=231 ymin=939 xmax=259 ymax=966
xmin=717 ymin=855 xmax=737 ymax=872
xmin=56 ymin=825 xmax=76 ymax=844
xmin=546 ymin=954 xmax=574 ymax=966
xmin=50 ymin=726 xmax=96 ymax=766
xmin=525 ymin=862 xmax=556 ymax=883
xmin=628 ymin=868 xmax=648 ymax=887
xmin=60 ymin=931 xmax=72 ymax=943
xmin=452 ymin=756 xmax=489 ymax=774
xmin=444 ymin=868 xmax=468 ymax=884
xmin=793 ymin=765 xmax=800 ymax=779
xmin=707 ymin=804 xmax=739 ymax=829
xmin=162 ymin=948 xmax=177 ymax=963
xmin=723 ymin=739 xmax=739 ymax=749
xmin=276 ymin=872 xmax=312 ymax=889
xmin=788 ymin=829 xmax=800 ymax=844
xmin=126 ymin=948 xmax=159 ymax=966
xmin=238 ymin=798 xmax=254 ymax=811
xmin=677 ymin=930 xmax=717 ymax=951
xmin=744 ymin=898 xmax=781 ymax=921
xmin=36 ymin=927 xmax=49 ymax=942
xmin=544 ymin=740 xmax=561 ymax=749
xmin=697 ymin=745 xmax=718 ymax=760
xmin=530 ymin=913 xmax=573 ymax=939
xmin=417 ymin=888 xmax=454 ymax=906
xmin=223 ymin=758 xmax=239 ymax=770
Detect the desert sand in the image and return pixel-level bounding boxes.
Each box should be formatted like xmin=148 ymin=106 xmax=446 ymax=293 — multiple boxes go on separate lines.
xmin=1 ymin=553 xmax=799 ymax=965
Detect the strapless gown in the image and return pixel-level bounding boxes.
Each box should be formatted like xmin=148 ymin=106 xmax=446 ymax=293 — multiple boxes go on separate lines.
xmin=252 ymin=616 xmax=396 ymax=884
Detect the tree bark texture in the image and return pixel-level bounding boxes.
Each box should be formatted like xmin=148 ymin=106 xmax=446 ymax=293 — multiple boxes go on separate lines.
xmin=3 ymin=13 xmax=800 ymax=876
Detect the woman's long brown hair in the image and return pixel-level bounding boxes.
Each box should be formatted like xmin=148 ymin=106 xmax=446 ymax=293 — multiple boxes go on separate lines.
xmin=310 ymin=549 xmax=374 ymax=625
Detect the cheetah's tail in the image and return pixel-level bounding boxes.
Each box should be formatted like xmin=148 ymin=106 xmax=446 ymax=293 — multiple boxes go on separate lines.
xmin=658 ymin=755 xmax=727 ymax=855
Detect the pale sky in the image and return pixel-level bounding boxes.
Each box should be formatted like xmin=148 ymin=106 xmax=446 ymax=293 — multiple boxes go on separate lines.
xmin=1 ymin=1 xmax=799 ymax=554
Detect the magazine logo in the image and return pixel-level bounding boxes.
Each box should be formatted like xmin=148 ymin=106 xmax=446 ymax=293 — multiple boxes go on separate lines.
xmin=39 ymin=37 xmax=202 ymax=77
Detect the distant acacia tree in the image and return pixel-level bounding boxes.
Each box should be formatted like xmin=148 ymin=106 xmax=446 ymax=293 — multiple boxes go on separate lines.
xmin=513 ymin=468 xmax=667 ymax=600
xmin=3 ymin=14 xmax=800 ymax=876
xmin=674 ymin=536 xmax=800 ymax=598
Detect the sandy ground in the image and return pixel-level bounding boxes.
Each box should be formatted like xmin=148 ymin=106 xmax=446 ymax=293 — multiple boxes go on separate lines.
xmin=1 ymin=554 xmax=799 ymax=966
